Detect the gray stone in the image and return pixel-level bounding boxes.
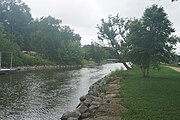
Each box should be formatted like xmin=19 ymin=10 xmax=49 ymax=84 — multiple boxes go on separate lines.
xmin=76 ymin=103 xmax=88 ymax=114
xmin=61 ymin=110 xmax=81 ymax=120
xmin=81 ymin=112 xmax=91 ymax=119
xmin=91 ymin=101 xmax=100 ymax=106
xmin=88 ymin=90 xmax=99 ymax=97
xmin=88 ymin=105 xmax=99 ymax=113
xmin=80 ymin=95 xmax=87 ymax=102
xmin=83 ymin=95 xmax=101 ymax=107
xmin=67 ymin=117 xmax=78 ymax=120
xmin=61 ymin=111 xmax=71 ymax=120
xmin=83 ymin=97 xmax=92 ymax=106
xmin=88 ymin=95 xmax=101 ymax=102
xmin=70 ymin=110 xmax=81 ymax=118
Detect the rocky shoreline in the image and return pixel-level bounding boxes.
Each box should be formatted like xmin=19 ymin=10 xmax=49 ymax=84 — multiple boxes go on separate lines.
xmin=60 ymin=76 xmax=108 ymax=120
xmin=60 ymin=74 xmax=127 ymax=120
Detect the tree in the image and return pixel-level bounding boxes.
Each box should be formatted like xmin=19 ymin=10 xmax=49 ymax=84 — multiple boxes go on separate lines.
xmin=0 ymin=0 xmax=32 ymax=48
xmin=30 ymin=16 xmax=62 ymax=61
xmin=30 ymin=16 xmax=82 ymax=64
xmin=127 ymin=4 xmax=178 ymax=77
xmin=0 ymin=23 xmax=22 ymax=67
xmin=83 ymin=43 xmax=110 ymax=64
xmin=57 ymin=41 xmax=83 ymax=65
xmin=97 ymin=15 xmax=131 ymax=69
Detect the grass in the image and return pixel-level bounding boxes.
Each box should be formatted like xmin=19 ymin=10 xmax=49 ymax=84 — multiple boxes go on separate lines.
xmin=111 ymin=66 xmax=180 ymax=120
xmin=99 ymin=84 xmax=108 ymax=93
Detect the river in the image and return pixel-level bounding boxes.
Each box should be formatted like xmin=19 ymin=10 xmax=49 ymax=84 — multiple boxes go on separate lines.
xmin=0 ymin=63 xmax=124 ymax=120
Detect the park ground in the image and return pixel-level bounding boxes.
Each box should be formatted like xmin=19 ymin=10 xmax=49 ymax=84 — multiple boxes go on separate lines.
xmin=91 ymin=65 xmax=180 ymax=120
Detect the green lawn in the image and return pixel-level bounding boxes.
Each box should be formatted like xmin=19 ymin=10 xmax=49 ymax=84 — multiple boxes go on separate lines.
xmin=112 ymin=66 xmax=180 ymax=120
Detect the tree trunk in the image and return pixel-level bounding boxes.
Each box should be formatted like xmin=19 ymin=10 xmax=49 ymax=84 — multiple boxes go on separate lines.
xmin=116 ymin=51 xmax=131 ymax=70
xmin=141 ymin=67 xmax=146 ymax=77
xmin=140 ymin=64 xmax=150 ymax=77
xmin=146 ymin=65 xmax=150 ymax=77
xmin=122 ymin=61 xmax=131 ymax=70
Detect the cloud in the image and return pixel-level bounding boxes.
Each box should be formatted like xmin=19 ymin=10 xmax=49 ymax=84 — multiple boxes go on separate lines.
xmin=24 ymin=0 xmax=180 ymax=53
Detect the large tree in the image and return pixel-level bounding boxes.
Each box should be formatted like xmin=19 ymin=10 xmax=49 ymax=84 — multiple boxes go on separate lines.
xmin=0 ymin=0 xmax=32 ymax=48
xmin=97 ymin=15 xmax=131 ymax=69
xmin=0 ymin=23 xmax=22 ymax=67
xmin=83 ymin=43 xmax=110 ymax=64
xmin=127 ymin=4 xmax=178 ymax=77
xmin=30 ymin=16 xmax=82 ymax=64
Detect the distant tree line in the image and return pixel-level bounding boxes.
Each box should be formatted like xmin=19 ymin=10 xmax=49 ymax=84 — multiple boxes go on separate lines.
xmin=0 ymin=0 xmax=90 ymax=66
xmin=83 ymin=43 xmax=118 ymax=64
xmin=0 ymin=0 xmax=111 ymax=67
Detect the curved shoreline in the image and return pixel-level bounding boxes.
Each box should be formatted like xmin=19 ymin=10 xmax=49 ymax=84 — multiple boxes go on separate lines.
xmin=60 ymin=72 xmax=127 ymax=120
xmin=12 ymin=65 xmax=82 ymax=72
xmin=61 ymin=76 xmax=108 ymax=120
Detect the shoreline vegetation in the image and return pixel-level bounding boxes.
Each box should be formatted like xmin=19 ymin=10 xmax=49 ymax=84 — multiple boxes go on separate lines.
xmin=9 ymin=61 xmax=105 ymax=72
xmin=61 ymin=67 xmax=126 ymax=120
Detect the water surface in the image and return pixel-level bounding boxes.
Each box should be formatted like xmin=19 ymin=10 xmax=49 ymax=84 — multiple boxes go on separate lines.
xmin=0 ymin=63 xmax=124 ymax=120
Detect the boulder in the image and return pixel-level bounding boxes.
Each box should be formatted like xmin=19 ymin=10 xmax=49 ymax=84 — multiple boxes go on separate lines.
xmin=67 ymin=117 xmax=78 ymax=120
xmin=76 ymin=103 xmax=88 ymax=114
xmin=81 ymin=112 xmax=91 ymax=119
xmin=61 ymin=110 xmax=81 ymax=120
xmin=88 ymin=90 xmax=99 ymax=97
xmin=83 ymin=97 xmax=92 ymax=107
xmin=88 ymin=95 xmax=102 ymax=102
xmin=61 ymin=111 xmax=71 ymax=120
xmin=80 ymin=95 xmax=87 ymax=102
xmin=91 ymin=101 xmax=100 ymax=106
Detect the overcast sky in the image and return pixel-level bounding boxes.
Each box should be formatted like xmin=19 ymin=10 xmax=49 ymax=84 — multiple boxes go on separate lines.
xmin=24 ymin=0 xmax=180 ymax=54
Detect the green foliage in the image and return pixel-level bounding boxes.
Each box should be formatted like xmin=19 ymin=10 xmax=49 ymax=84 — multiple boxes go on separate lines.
xmin=116 ymin=66 xmax=180 ymax=120
xmin=97 ymin=15 xmax=131 ymax=69
xmin=29 ymin=16 xmax=83 ymax=65
xmin=81 ymin=59 xmax=96 ymax=65
xmin=0 ymin=1 xmax=84 ymax=66
xmin=57 ymin=41 xmax=83 ymax=65
xmin=0 ymin=23 xmax=22 ymax=67
xmin=0 ymin=0 xmax=32 ymax=48
xmin=83 ymin=43 xmax=111 ymax=64
xmin=127 ymin=5 xmax=179 ymax=77
xmin=21 ymin=54 xmax=54 ymax=66
xmin=99 ymin=84 xmax=108 ymax=93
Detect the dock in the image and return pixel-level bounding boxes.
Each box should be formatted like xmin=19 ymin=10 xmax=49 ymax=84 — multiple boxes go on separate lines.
xmin=0 ymin=51 xmax=15 ymax=75
xmin=0 ymin=69 xmax=17 ymax=75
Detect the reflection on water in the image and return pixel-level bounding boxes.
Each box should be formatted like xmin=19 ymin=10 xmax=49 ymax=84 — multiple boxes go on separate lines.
xmin=0 ymin=63 xmax=124 ymax=120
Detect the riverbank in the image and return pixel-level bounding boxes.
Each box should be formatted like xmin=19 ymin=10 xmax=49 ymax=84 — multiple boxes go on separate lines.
xmin=14 ymin=65 xmax=82 ymax=72
xmin=60 ymin=65 xmax=180 ymax=120
xmin=12 ymin=63 xmax=101 ymax=72
xmin=61 ymin=70 xmax=127 ymax=120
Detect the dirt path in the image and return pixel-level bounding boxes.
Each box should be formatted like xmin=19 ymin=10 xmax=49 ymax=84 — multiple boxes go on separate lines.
xmin=83 ymin=77 xmax=127 ymax=120
xmin=166 ymin=66 xmax=180 ymax=72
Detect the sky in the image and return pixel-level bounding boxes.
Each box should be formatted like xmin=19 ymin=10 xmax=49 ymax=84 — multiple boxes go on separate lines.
xmin=24 ymin=0 xmax=180 ymax=54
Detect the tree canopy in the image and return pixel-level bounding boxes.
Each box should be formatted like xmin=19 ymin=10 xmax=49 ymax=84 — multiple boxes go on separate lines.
xmin=127 ymin=4 xmax=179 ymax=77
xmin=0 ymin=0 xmax=84 ymax=66
xmin=97 ymin=15 xmax=131 ymax=69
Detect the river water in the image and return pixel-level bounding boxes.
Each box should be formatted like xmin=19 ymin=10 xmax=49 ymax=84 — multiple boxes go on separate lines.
xmin=0 ymin=63 xmax=124 ymax=120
